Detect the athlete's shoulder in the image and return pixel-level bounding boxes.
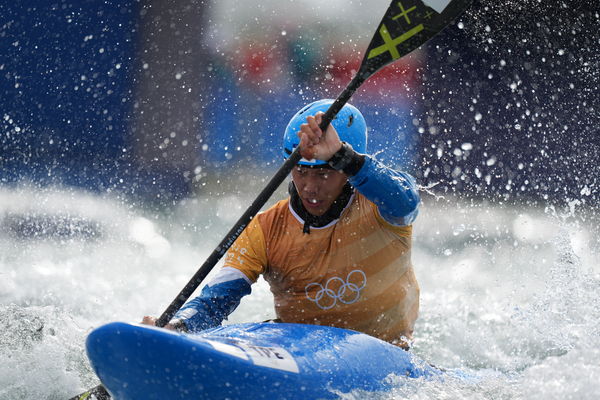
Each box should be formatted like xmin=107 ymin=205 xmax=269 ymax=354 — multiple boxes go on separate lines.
xmin=354 ymin=191 xmax=374 ymax=209
xmin=354 ymin=192 xmax=413 ymax=237
xmin=253 ymin=197 xmax=292 ymax=233
xmin=257 ymin=198 xmax=290 ymax=220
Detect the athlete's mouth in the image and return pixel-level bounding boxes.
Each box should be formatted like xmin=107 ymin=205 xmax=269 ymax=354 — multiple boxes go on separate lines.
xmin=302 ymin=198 xmax=322 ymax=208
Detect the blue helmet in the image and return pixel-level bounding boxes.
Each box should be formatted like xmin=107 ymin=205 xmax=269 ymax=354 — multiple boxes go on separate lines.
xmin=282 ymin=99 xmax=367 ymax=166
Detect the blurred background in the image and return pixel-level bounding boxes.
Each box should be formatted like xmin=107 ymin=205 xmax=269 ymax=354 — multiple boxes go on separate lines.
xmin=2 ymin=0 xmax=597 ymax=208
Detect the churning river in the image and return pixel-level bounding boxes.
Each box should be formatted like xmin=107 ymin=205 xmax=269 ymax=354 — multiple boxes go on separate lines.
xmin=1 ymin=185 xmax=598 ymax=399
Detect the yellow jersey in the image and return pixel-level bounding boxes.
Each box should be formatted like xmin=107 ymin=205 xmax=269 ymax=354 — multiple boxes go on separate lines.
xmin=224 ymin=191 xmax=419 ymax=345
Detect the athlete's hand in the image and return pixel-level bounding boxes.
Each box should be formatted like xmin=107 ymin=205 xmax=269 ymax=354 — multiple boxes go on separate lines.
xmin=297 ymin=112 xmax=343 ymax=161
xmin=141 ymin=315 xmax=179 ymax=330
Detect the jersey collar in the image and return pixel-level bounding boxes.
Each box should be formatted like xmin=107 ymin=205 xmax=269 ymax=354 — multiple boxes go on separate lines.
xmin=288 ymin=182 xmax=354 ymax=234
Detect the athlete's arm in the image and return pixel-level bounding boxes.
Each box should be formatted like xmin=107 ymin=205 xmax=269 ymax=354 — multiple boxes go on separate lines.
xmin=168 ymin=267 xmax=252 ymax=332
xmin=348 ymin=154 xmax=420 ymax=226
xmin=162 ymin=218 xmax=267 ymax=333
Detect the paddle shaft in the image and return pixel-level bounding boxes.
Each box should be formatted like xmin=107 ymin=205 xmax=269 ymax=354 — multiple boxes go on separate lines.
xmin=155 ymin=74 xmax=365 ymax=327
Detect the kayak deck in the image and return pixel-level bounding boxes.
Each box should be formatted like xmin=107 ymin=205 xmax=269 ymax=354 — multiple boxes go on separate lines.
xmin=86 ymin=322 xmax=467 ymax=399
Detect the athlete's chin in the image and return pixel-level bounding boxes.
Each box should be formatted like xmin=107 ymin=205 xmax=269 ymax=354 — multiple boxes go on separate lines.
xmin=307 ymin=209 xmax=326 ymax=217
xmin=301 ymin=199 xmax=328 ymax=216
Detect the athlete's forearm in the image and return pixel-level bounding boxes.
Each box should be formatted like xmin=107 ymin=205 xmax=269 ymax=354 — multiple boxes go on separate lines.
xmin=171 ymin=268 xmax=252 ymax=332
xmin=349 ymin=155 xmax=420 ymax=225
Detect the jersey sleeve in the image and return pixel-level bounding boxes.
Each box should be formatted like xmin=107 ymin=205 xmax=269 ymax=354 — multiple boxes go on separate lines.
xmin=172 ymin=271 xmax=251 ymax=332
xmin=223 ymin=215 xmax=268 ymax=282
xmin=349 ymin=155 xmax=420 ymax=226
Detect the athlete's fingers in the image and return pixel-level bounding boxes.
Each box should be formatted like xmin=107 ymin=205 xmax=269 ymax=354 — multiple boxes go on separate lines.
xmin=315 ymin=111 xmax=341 ymax=145
xmin=314 ymin=112 xmax=333 ymax=139
xmin=299 ymin=123 xmax=319 ymax=146
xmin=297 ymin=128 xmax=313 ymax=148
xmin=298 ymin=124 xmax=311 ymax=142
xmin=296 ymin=112 xmax=334 ymax=160
xmin=296 ymin=130 xmax=315 ymax=159
xmin=314 ymin=112 xmax=322 ymax=125
xmin=302 ymin=116 xmax=321 ymax=139
xmin=307 ymin=114 xmax=323 ymax=139
xmin=141 ymin=316 xmax=157 ymax=326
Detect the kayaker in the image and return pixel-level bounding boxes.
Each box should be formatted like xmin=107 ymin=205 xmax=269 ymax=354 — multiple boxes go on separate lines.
xmin=143 ymin=99 xmax=421 ymax=348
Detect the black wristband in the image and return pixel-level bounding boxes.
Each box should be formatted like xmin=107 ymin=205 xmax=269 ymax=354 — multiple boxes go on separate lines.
xmin=169 ymin=319 xmax=188 ymax=332
xmin=327 ymin=142 xmax=365 ymax=176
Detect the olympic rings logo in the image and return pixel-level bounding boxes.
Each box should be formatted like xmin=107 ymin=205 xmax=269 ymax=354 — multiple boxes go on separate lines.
xmin=305 ymin=270 xmax=367 ymax=310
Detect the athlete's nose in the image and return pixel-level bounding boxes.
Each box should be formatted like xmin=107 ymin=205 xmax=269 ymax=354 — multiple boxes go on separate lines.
xmin=301 ymin=176 xmax=320 ymax=196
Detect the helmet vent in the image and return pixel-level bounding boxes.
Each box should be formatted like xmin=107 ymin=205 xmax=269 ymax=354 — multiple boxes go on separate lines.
xmin=347 ymin=114 xmax=354 ymax=127
xmin=299 ymin=104 xmax=312 ymax=115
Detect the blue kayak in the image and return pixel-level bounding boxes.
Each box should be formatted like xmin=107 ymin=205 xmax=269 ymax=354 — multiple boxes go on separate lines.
xmin=86 ymin=321 xmax=473 ymax=399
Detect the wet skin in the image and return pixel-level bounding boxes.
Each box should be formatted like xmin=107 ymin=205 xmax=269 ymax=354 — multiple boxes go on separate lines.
xmin=291 ymin=166 xmax=347 ymax=217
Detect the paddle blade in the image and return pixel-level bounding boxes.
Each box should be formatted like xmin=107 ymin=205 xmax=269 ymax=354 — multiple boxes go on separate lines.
xmin=359 ymin=0 xmax=473 ymax=79
xmin=68 ymin=384 xmax=110 ymax=400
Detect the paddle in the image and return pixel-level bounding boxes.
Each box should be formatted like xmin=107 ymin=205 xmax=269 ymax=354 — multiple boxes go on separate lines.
xmin=69 ymin=1 xmax=472 ymax=398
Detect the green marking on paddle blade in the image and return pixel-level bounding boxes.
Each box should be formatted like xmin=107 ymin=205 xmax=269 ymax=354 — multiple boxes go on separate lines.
xmin=367 ymin=23 xmax=424 ymax=60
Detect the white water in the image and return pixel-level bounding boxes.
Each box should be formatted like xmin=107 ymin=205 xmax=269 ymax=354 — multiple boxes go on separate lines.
xmin=0 ymin=186 xmax=598 ymax=399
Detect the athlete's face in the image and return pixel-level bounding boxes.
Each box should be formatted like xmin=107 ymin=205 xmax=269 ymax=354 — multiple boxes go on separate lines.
xmin=291 ymin=166 xmax=348 ymax=216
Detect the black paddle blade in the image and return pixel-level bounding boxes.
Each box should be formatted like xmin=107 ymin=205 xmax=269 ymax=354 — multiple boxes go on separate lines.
xmin=359 ymin=0 xmax=473 ymax=80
